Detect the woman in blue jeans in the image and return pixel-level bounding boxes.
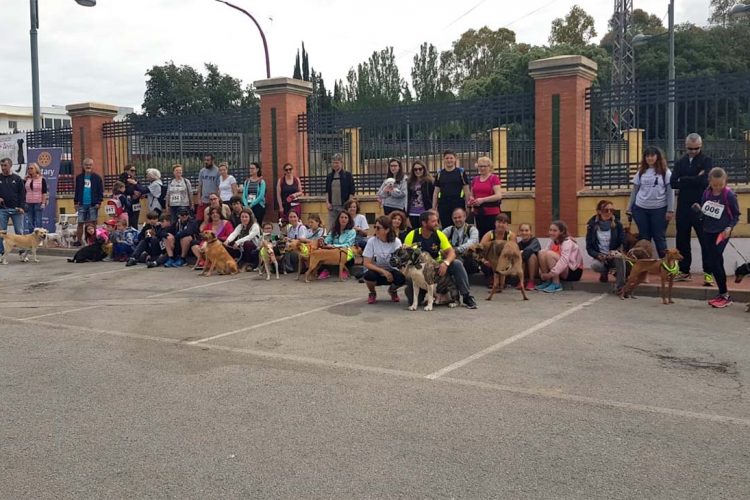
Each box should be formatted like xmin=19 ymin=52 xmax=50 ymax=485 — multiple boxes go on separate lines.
xmin=626 ymin=146 xmax=675 ymax=258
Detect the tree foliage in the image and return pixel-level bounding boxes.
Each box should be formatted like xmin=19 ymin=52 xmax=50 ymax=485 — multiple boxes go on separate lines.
xmin=549 ymin=5 xmax=598 ymax=46
xmin=142 ymin=62 xmax=257 ymax=117
xmin=410 ymin=43 xmax=452 ymax=102
xmin=341 ymin=47 xmax=407 ymax=109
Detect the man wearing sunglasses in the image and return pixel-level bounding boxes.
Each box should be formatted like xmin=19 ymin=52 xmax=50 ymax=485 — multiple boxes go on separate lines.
xmin=670 ymin=133 xmax=713 ymax=285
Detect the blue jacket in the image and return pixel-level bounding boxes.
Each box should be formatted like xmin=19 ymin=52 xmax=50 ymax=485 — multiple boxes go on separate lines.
xmin=74 ymin=172 xmax=104 ymax=206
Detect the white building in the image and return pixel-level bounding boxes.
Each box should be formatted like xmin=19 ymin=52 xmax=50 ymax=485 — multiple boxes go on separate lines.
xmin=0 ymin=104 xmax=133 ymax=133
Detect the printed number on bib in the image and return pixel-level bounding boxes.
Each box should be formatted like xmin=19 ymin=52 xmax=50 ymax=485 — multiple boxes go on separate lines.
xmin=170 ymin=194 xmax=181 ymax=204
xmin=701 ymin=200 xmax=724 ymax=220
xmin=131 ymin=203 xmax=141 ymax=212
xmin=84 ymin=180 xmax=91 ymax=189
xmin=105 ymin=205 xmax=116 ymax=215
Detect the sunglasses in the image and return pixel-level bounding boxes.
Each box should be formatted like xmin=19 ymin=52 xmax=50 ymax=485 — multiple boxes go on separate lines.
xmin=284 ymin=168 xmax=292 ymax=172
xmin=687 ymin=147 xmax=701 ymax=151
xmin=601 ymin=208 xmax=614 ymax=213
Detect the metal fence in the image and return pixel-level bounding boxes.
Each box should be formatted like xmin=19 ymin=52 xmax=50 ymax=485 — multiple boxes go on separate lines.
xmin=298 ymin=92 xmax=535 ymax=194
xmin=586 ymin=71 xmax=750 ymax=189
xmin=101 ymin=109 xmax=260 ymax=190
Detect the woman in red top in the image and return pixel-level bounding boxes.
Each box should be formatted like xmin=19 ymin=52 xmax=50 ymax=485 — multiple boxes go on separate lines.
xmin=191 ymin=207 xmax=234 ymax=269
xmin=468 ymin=156 xmax=503 ymax=239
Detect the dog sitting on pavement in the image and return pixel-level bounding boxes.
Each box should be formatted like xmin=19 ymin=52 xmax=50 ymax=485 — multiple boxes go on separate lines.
xmin=200 ymin=230 xmax=238 ymax=277
xmin=620 ymin=248 xmax=683 ymax=304
xmin=0 ymin=228 xmax=48 ymax=264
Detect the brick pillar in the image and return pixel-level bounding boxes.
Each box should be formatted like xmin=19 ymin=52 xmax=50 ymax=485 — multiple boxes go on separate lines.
xmin=529 ymin=56 xmax=597 ymax=236
xmin=254 ymin=78 xmax=313 ymax=221
xmin=65 ymin=102 xmax=119 ymax=179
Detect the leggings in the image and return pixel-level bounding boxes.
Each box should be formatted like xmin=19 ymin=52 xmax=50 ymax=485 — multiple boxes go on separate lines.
xmin=704 ymin=233 xmax=729 ymax=294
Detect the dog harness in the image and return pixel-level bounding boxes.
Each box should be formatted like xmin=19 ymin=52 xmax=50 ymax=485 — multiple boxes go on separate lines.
xmin=662 ymin=261 xmax=679 ymax=276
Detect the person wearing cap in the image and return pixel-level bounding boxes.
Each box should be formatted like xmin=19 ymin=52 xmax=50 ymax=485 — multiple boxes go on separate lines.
xmin=165 ymin=207 xmax=199 ymax=267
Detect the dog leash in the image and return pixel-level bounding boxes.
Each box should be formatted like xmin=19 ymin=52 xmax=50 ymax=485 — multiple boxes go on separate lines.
xmin=728 ymin=240 xmax=749 ymax=264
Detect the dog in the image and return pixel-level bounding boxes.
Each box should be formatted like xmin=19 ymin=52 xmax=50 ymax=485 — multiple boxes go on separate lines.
xmin=626 ymin=239 xmax=654 ymax=260
xmin=734 ymin=262 xmax=750 ymax=312
xmin=259 ymin=239 xmax=283 ymax=280
xmin=287 ymin=239 xmax=316 ymax=280
xmin=48 ymin=221 xmax=75 ymax=248
xmin=67 ymin=237 xmax=109 ymax=263
xmin=0 ymin=228 xmax=48 ymax=264
xmin=200 ymin=231 xmax=238 ymax=277
xmin=620 ymin=248 xmax=683 ymax=304
xmin=390 ymin=246 xmax=451 ymax=311
xmin=623 ymin=215 xmax=639 ymax=254
xmin=305 ymin=246 xmax=356 ymax=283
xmin=467 ymin=241 xmax=529 ymax=301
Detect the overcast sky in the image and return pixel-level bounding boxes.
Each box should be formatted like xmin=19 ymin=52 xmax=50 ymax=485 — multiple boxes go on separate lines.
xmin=3 ymin=0 xmax=712 ymax=111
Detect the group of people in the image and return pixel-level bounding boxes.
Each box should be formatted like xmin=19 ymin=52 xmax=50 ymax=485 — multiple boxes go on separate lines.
xmin=0 ymin=131 xmax=741 ymax=309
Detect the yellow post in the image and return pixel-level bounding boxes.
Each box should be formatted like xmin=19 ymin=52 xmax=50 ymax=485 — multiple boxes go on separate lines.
xmin=623 ymin=128 xmax=644 ymax=177
xmin=490 ymin=127 xmax=508 ymax=180
xmin=342 ymin=127 xmax=361 ymax=175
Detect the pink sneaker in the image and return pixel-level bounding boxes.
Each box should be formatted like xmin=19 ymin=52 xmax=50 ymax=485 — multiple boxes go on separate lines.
xmin=710 ymin=295 xmax=733 ymax=308
xmin=390 ymin=290 xmax=400 ymax=302
xmin=525 ymin=280 xmax=536 ymax=291
xmin=340 ymin=269 xmax=350 ymax=280
xmin=318 ymin=269 xmax=330 ymax=280
xmin=367 ymin=292 xmax=377 ymax=304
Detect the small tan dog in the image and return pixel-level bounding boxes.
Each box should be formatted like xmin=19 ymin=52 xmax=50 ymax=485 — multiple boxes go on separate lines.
xmin=259 ymin=239 xmax=282 ymax=280
xmin=200 ymin=231 xmax=238 ymax=277
xmin=620 ymin=248 xmax=683 ymax=304
xmin=0 ymin=228 xmax=48 ymax=264
xmin=305 ymin=247 xmax=352 ymax=283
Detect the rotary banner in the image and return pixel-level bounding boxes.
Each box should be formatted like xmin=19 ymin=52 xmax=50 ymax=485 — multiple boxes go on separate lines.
xmin=27 ymin=148 xmax=62 ymax=233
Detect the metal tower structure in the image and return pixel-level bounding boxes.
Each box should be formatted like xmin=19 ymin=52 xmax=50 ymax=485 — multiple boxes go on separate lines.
xmin=610 ymin=0 xmax=635 ymax=137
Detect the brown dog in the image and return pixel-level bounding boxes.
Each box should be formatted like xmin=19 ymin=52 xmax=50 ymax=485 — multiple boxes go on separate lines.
xmin=0 ymin=228 xmax=48 ymax=264
xmin=620 ymin=248 xmax=683 ymax=304
xmin=467 ymin=241 xmax=528 ymax=301
xmin=200 ymin=231 xmax=238 ymax=277
xmin=305 ymin=246 xmax=353 ymax=283
xmin=287 ymin=239 xmax=317 ymax=280
xmin=627 ymin=239 xmax=654 ymax=260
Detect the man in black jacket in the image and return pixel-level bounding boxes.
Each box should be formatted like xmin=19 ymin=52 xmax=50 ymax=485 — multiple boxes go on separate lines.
xmin=0 ymin=157 xmax=27 ymax=257
xmin=670 ymin=133 xmax=712 ymax=284
xmin=325 ymin=153 xmax=356 ymax=230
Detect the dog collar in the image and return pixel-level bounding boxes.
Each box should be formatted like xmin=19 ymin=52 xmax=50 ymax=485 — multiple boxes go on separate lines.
xmin=662 ymin=261 xmax=679 ymax=276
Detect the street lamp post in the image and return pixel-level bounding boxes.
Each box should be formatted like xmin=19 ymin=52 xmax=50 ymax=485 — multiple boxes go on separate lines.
xmin=728 ymin=3 xmax=750 ymax=18
xmin=632 ymin=0 xmax=675 ymax=164
xmin=29 ymin=0 xmax=96 ymax=131
xmin=214 ymin=0 xmax=271 ymax=79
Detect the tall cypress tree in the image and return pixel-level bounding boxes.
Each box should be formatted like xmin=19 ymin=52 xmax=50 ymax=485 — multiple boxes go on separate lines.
xmin=293 ymin=49 xmax=302 ymax=80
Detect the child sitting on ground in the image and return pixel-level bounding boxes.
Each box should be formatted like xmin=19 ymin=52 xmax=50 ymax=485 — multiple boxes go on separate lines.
xmin=517 ymin=223 xmax=541 ymax=291
xmin=126 ymin=211 xmax=161 ymax=267
xmin=111 ymin=219 xmax=139 ymax=261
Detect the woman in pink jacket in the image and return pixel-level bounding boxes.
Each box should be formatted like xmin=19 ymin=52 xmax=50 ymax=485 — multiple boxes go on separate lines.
xmin=536 ymin=220 xmax=584 ymax=293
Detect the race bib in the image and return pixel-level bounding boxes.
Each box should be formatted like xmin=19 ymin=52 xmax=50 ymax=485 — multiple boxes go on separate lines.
xmin=105 ymin=205 xmax=116 ymax=215
xmin=246 ymin=195 xmax=256 ymax=203
xmin=131 ymin=203 xmax=141 ymax=212
xmin=170 ymin=194 xmax=182 ymax=204
xmin=159 ymin=240 xmax=166 ymax=250
xmin=84 ymin=179 xmax=91 ymax=189
xmin=702 ymin=200 xmax=724 ymax=220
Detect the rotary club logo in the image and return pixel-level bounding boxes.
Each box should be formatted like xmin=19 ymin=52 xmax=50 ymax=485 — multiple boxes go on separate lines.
xmin=37 ymin=151 xmax=53 ymax=167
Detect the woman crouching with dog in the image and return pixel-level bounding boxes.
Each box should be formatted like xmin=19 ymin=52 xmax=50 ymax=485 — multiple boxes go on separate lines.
xmin=224 ymin=208 xmax=261 ymax=271
xmin=586 ymin=199 xmax=628 ymax=292
xmin=536 ymin=220 xmax=584 ymax=293
xmin=363 ymin=215 xmax=405 ymax=304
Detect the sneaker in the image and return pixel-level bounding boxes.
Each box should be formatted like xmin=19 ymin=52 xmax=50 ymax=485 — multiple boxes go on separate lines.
xmin=367 ymin=292 xmax=377 ymax=304
xmin=525 ymin=280 xmax=536 ymax=291
xmin=146 ymin=261 xmax=158 ymax=269
xmin=710 ymin=295 xmax=733 ymax=308
xmin=318 ymin=269 xmax=330 ymax=280
xmin=598 ymin=272 xmax=609 ymax=283
xmin=703 ymin=273 xmax=714 ymax=287
xmin=543 ymin=283 xmax=563 ymax=293
xmin=535 ymin=281 xmax=552 ymax=291
xmin=173 ymin=258 xmax=186 ymax=267
xmin=389 ymin=289 xmax=400 ymax=303
xmin=125 ymin=258 xmax=137 ymax=267
xmin=164 ymin=258 xmax=175 ymax=268
xmin=673 ymin=272 xmax=691 ymax=282
xmin=463 ymin=295 xmax=478 ymax=309
xmin=194 ymin=259 xmax=205 ymax=271
xmin=340 ymin=269 xmax=350 ymax=280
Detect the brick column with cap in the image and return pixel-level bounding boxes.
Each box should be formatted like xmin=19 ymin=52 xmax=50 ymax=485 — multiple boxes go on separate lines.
xmin=529 ymin=55 xmax=597 ymax=236
xmin=65 ymin=102 xmax=119 ymax=179
xmin=254 ymin=78 xmax=313 ymax=221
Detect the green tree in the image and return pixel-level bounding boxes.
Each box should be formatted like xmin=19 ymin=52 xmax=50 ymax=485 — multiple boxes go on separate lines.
xmin=600 ymin=8 xmax=665 ymax=49
xmin=342 ymin=47 xmax=406 ymax=108
xmin=293 ymin=49 xmax=302 ymax=80
xmin=302 ymin=42 xmax=310 ymax=82
xmin=441 ymin=26 xmax=516 ymax=92
xmin=549 ymin=5 xmax=597 ymax=46
xmin=411 ymin=42 xmax=452 ymax=102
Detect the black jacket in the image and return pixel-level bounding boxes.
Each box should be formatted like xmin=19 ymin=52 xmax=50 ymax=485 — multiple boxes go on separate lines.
xmin=407 ymin=179 xmax=434 ymax=212
xmin=0 ymin=173 xmax=26 ymax=211
xmin=119 ymin=172 xmax=144 ymax=200
xmin=325 ymin=169 xmax=356 ymax=205
xmin=670 ymin=152 xmax=711 ymax=209
xmin=585 ymin=215 xmax=625 ymax=259
xmin=74 ymin=172 xmax=104 ymax=206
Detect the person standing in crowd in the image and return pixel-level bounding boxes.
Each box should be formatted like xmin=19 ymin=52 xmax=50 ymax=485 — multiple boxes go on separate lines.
xmin=363 ymin=215 xmax=405 ymax=304
xmin=585 ymin=200 xmax=627 ymax=291
xmin=671 ymin=133 xmax=712 ymax=285
xmin=242 ymin=161 xmax=266 ymax=225
xmin=0 ymin=157 xmax=26 ymax=257
xmin=627 ymin=146 xmax=675 ymax=258
xmin=442 ymin=207 xmax=480 ymax=274
xmin=277 ymin=163 xmax=303 ymax=221
xmin=218 ymin=162 xmax=239 ymax=204
xmin=403 ymin=210 xmax=478 ymax=309
xmin=196 ymin=154 xmax=220 ymax=222
xmin=73 ymin=158 xmax=103 ymax=246
xmin=406 ymin=160 xmax=434 ymax=230
xmin=696 ymin=168 xmax=740 ymax=308
xmin=107 ymin=181 xmax=130 ymax=226
xmin=145 ymin=168 xmax=165 ymax=215
xmin=166 ymin=164 xmax=193 ymax=225
xmin=119 ymin=164 xmax=143 ymax=228
xmin=325 ymin=153 xmax=356 ymax=230
xmin=433 ymin=150 xmax=471 ymax=228
xmin=536 ymin=220 xmax=584 ymax=293
xmin=468 ymin=156 xmax=503 ymax=238
xmin=24 ymin=162 xmax=47 ymax=233
xmin=377 ymin=158 xmax=407 ymax=214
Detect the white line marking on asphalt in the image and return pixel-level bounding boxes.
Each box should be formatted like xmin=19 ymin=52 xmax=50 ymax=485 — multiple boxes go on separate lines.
xmin=20 ymin=305 xmax=100 ymax=321
xmin=189 ymin=297 xmax=362 ymax=344
xmin=425 ymin=293 xmax=607 ymax=380
xmin=146 ymin=276 xmax=245 ymax=298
